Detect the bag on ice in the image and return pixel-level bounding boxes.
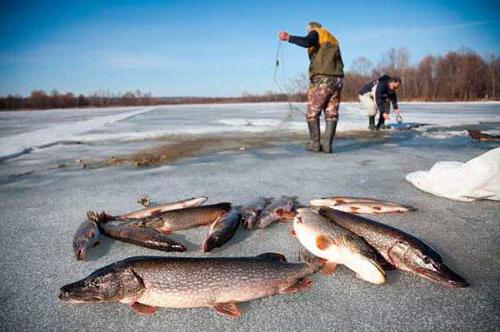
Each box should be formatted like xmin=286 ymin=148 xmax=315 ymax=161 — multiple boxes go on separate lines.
xmin=406 ymin=147 xmax=500 ymax=202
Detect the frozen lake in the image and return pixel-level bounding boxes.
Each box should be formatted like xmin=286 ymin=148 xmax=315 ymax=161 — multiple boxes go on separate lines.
xmin=0 ymin=102 xmax=499 ymax=330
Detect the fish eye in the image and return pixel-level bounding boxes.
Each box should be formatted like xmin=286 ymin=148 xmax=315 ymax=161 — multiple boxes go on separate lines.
xmin=422 ymin=256 xmax=431 ymax=264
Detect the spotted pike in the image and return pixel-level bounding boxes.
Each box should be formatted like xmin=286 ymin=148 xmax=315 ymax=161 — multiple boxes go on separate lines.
xmin=59 ymin=253 xmax=316 ymax=318
xmin=319 ymin=207 xmax=468 ymax=287
xmin=72 ymin=220 xmax=100 ymax=261
xmin=293 ymin=208 xmax=386 ymax=285
xmin=203 ymin=209 xmax=241 ymax=252
xmin=121 ymin=196 xmax=208 ymax=219
xmin=310 ymin=196 xmax=416 ymax=214
xmin=257 ymin=196 xmax=296 ymax=229
xmin=98 ymin=221 xmax=186 ymax=252
xmin=241 ymin=197 xmax=273 ymax=229
xmin=126 ymin=203 xmax=232 ymax=234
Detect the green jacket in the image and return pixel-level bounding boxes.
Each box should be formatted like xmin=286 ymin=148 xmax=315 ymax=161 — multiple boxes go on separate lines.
xmin=308 ymin=27 xmax=344 ymax=79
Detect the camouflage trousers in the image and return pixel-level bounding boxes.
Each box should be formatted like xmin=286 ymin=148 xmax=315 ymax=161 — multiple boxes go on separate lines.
xmin=306 ymin=76 xmax=343 ymax=121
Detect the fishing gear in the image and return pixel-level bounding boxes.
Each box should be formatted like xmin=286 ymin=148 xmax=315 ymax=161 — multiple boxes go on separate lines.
xmin=396 ymin=114 xmax=403 ymax=124
xmin=273 ymin=41 xmax=306 ymax=122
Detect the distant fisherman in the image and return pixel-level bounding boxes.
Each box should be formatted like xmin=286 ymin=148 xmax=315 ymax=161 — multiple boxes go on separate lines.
xmin=279 ymin=21 xmax=345 ymax=153
xmin=358 ymin=75 xmax=401 ymax=130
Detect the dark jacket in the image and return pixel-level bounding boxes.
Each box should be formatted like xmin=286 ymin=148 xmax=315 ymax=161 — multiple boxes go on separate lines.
xmin=288 ymin=29 xmax=344 ymax=79
xmin=359 ymin=75 xmax=398 ymax=114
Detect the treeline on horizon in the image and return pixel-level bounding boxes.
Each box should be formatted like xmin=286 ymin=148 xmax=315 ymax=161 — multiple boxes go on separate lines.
xmin=1 ymin=47 xmax=499 ymax=111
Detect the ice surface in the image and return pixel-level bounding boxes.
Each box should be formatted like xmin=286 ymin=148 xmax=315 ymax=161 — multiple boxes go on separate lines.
xmin=0 ymin=102 xmax=499 ymax=330
xmin=2 ymin=102 xmax=500 ymax=162
xmin=0 ymin=106 xmax=157 ymax=160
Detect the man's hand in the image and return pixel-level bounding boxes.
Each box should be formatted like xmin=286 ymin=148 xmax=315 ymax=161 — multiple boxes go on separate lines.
xmin=278 ymin=32 xmax=289 ymax=41
xmin=383 ymin=113 xmax=390 ymax=121
xmin=393 ymin=108 xmax=400 ymax=115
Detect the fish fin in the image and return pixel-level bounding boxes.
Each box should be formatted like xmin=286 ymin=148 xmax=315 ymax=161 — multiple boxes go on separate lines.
xmin=129 ymin=302 xmax=156 ymax=316
xmin=320 ymin=261 xmax=338 ymax=275
xmin=92 ymin=241 xmax=100 ymax=247
xmin=316 ymin=235 xmax=333 ymax=250
xmin=280 ymin=277 xmax=313 ymax=294
xmin=212 ymin=302 xmax=241 ymax=318
xmin=298 ymin=250 xmax=326 ymax=272
xmin=289 ymin=230 xmax=296 ymax=238
xmin=257 ymin=253 xmax=287 ymax=262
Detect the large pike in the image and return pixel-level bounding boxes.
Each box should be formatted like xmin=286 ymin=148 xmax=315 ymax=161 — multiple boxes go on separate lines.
xmin=257 ymin=196 xmax=296 ymax=229
xmin=240 ymin=197 xmax=273 ymax=229
xmin=203 ymin=210 xmax=241 ymax=252
xmin=121 ymin=196 xmax=208 ymax=219
xmin=319 ymin=207 xmax=468 ymax=287
xmin=125 ymin=203 xmax=232 ymax=234
xmin=97 ymin=221 xmax=186 ymax=252
xmin=59 ymin=253 xmax=317 ymax=318
xmin=72 ymin=220 xmax=100 ymax=261
xmin=293 ymin=208 xmax=386 ymax=285
xmin=311 ymin=196 xmax=416 ymax=214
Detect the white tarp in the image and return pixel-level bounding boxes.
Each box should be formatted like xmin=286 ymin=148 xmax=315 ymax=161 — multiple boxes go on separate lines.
xmin=406 ymin=147 xmax=500 ymax=202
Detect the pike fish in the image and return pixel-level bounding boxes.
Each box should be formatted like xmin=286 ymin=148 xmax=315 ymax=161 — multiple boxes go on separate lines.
xmin=293 ymin=208 xmax=386 ymax=285
xmin=319 ymin=207 xmax=469 ymax=287
xmin=241 ymin=197 xmax=273 ymax=229
xmin=121 ymin=196 xmax=208 ymax=219
xmin=72 ymin=220 xmax=100 ymax=261
xmin=203 ymin=209 xmax=241 ymax=252
xmin=59 ymin=253 xmax=317 ymax=318
xmin=310 ymin=196 xmax=416 ymax=214
xmin=98 ymin=221 xmax=186 ymax=252
xmin=257 ymin=196 xmax=296 ymax=229
xmin=127 ymin=203 xmax=232 ymax=234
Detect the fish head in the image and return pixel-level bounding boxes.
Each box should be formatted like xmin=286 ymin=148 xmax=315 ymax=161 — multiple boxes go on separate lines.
xmin=59 ymin=265 xmax=144 ymax=303
xmin=293 ymin=209 xmax=327 ymax=254
xmin=72 ymin=221 xmax=99 ymax=261
xmin=242 ymin=209 xmax=259 ymax=229
xmin=73 ymin=240 xmax=89 ymax=261
xmin=404 ymin=247 xmax=469 ymax=288
xmin=203 ymin=236 xmax=219 ymax=252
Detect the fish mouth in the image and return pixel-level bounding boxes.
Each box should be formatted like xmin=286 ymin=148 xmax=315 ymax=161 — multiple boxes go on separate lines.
xmin=59 ymin=282 xmax=102 ymax=303
xmin=415 ymin=264 xmax=469 ymax=288
xmin=58 ymin=290 xmax=97 ymax=303
xmin=73 ymin=246 xmax=86 ymax=261
xmin=242 ymin=213 xmax=258 ymax=229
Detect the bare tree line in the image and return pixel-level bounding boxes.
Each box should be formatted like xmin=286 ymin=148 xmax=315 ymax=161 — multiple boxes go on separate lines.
xmin=1 ymin=48 xmax=499 ymax=110
xmin=341 ymin=47 xmax=500 ymax=101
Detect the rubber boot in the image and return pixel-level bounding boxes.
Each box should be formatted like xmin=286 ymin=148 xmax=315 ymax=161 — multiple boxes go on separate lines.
xmin=376 ymin=115 xmax=385 ymax=131
xmin=368 ymin=116 xmax=375 ymax=130
xmin=306 ymin=119 xmax=321 ymax=152
xmin=321 ymin=119 xmax=337 ymax=153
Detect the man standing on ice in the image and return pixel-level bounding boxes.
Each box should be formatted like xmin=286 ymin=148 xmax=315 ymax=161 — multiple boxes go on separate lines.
xmin=279 ymin=22 xmax=344 ymax=153
xmin=358 ymin=75 xmax=401 ymax=130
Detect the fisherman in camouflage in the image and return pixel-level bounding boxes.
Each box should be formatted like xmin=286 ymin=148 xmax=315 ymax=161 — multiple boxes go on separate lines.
xmin=279 ymin=22 xmax=344 ymax=153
